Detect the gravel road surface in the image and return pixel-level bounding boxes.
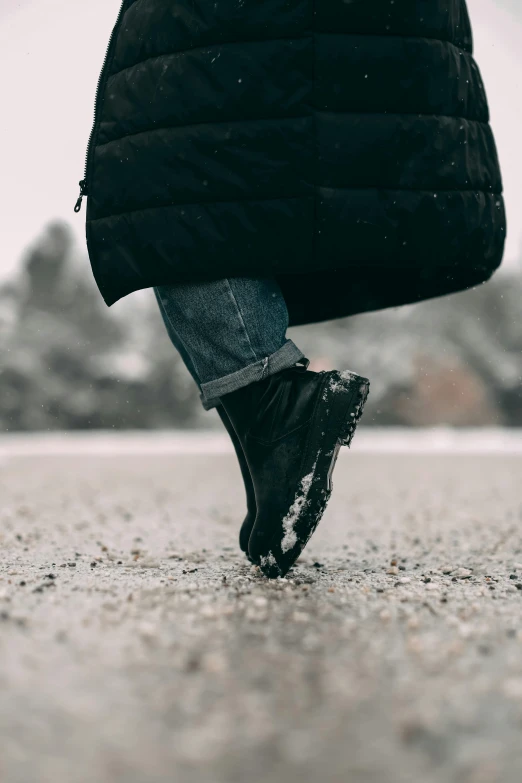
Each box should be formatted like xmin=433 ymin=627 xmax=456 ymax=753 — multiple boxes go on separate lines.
xmin=1 ymin=432 xmax=521 ymax=783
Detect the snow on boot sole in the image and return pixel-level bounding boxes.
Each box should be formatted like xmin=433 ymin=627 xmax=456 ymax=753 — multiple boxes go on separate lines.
xmin=258 ymin=370 xmax=369 ymax=579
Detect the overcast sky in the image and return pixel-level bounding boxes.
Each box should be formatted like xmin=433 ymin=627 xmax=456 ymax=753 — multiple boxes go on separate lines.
xmin=1 ymin=0 xmax=521 ymax=282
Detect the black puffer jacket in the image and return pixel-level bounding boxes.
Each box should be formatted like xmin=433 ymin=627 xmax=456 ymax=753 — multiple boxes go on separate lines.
xmin=77 ymin=0 xmax=506 ymax=326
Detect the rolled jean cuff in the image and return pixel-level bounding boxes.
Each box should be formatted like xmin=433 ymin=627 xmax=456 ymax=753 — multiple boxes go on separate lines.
xmin=200 ymin=339 xmax=306 ymax=410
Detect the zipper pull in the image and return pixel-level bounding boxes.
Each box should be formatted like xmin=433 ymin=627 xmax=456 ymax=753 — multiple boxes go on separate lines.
xmin=74 ymin=179 xmax=88 ymax=213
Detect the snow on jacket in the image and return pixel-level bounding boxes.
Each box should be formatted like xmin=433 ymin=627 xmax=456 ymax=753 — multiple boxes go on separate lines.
xmin=77 ymin=0 xmax=506 ymax=326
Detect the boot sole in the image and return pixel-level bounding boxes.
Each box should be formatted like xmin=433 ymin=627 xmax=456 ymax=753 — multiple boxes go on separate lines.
xmin=258 ymin=370 xmax=370 ymax=578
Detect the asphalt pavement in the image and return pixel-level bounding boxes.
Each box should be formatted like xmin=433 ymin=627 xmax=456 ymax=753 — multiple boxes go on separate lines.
xmin=0 ymin=432 xmax=521 ymax=783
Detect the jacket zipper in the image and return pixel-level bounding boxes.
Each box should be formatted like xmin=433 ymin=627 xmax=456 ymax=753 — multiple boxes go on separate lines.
xmin=74 ymin=0 xmax=129 ymax=213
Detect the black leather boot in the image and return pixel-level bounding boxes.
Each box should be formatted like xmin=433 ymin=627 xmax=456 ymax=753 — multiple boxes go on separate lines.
xmin=221 ymin=364 xmax=370 ymax=578
xmin=215 ymin=404 xmax=256 ymax=558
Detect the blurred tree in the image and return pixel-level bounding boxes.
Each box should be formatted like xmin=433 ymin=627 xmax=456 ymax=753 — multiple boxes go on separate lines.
xmin=0 ymin=222 xmax=202 ymax=430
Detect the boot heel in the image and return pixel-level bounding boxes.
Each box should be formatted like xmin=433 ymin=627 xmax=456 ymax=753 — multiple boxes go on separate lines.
xmin=337 ymin=373 xmax=370 ymax=448
xmin=319 ymin=370 xmax=370 ymax=450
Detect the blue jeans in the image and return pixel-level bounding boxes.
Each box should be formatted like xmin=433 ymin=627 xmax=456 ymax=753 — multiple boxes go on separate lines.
xmin=154 ymin=278 xmax=305 ymax=410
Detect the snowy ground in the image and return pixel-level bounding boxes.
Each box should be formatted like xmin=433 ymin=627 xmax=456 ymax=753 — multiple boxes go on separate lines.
xmin=1 ymin=429 xmax=522 ymax=783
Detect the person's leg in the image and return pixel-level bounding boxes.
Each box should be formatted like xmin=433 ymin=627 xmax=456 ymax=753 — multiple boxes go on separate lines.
xmin=154 ymin=277 xmax=371 ymax=579
xmin=154 ymin=277 xmax=306 ymax=411
xmin=153 ymin=287 xmax=202 ymax=390
xmin=153 ymin=277 xmax=306 ymax=559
